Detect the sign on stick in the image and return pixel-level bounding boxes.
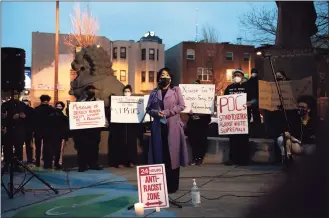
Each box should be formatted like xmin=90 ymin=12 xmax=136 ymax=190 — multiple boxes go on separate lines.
xmin=217 ymin=93 xmax=248 ymax=135
xmin=69 ymin=101 xmax=106 ymax=130
xmin=110 ymin=96 xmax=144 ymax=123
xmin=258 ymin=76 xmax=312 ymax=111
xmin=179 ymin=84 xmax=215 ymax=114
xmin=137 ymin=164 xmax=169 ymax=210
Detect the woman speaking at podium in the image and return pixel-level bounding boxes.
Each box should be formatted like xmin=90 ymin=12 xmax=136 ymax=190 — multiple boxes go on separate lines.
xmin=146 ymin=68 xmax=188 ymax=194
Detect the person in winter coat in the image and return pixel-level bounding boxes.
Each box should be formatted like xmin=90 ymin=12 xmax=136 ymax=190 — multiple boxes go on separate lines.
xmin=186 ymin=80 xmax=211 ymax=166
xmin=108 ymin=85 xmax=140 ymax=168
xmin=146 ymin=67 xmax=188 ymax=193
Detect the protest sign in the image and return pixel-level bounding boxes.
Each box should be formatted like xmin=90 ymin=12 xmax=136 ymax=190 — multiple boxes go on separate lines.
xmin=259 ymin=77 xmax=312 ymax=111
xmin=217 ymin=93 xmax=248 ymax=135
xmin=110 ymin=96 xmax=144 ymax=123
xmin=179 ymin=84 xmax=215 ymax=114
xmin=69 ymin=101 xmax=106 ymax=130
xmin=137 ymin=164 xmax=169 ymax=210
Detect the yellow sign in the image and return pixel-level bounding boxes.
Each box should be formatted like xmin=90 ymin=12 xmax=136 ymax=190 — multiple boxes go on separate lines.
xmin=259 ymin=77 xmax=313 ymax=111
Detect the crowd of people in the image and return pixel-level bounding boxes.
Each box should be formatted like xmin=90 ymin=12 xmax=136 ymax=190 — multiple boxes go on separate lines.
xmin=1 ymin=67 xmax=321 ymax=194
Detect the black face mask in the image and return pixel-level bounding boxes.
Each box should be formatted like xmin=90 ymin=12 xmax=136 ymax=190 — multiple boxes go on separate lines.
xmin=158 ymin=78 xmax=171 ymax=88
xmin=86 ymin=90 xmax=95 ymax=98
xmin=297 ymin=108 xmax=308 ymax=117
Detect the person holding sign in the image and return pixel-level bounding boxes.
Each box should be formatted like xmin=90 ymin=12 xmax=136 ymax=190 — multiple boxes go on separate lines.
xmin=186 ymin=80 xmax=211 ymax=166
xmin=224 ymin=69 xmax=256 ymax=166
xmin=108 ymin=85 xmax=139 ymax=168
xmin=72 ymin=85 xmax=104 ymax=172
xmin=146 ymin=68 xmax=188 ymax=194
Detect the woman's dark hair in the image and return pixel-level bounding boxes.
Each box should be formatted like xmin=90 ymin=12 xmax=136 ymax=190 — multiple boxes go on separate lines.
xmin=122 ymin=85 xmax=132 ymax=93
xmin=157 ymin=67 xmax=174 ymax=88
xmin=55 ymin=101 xmax=65 ymax=108
xmin=40 ymin=95 xmax=51 ymax=102
xmin=297 ymin=95 xmax=317 ymax=117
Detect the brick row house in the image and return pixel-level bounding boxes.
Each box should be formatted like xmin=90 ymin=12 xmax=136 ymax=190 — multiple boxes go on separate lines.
xmin=165 ymin=41 xmax=255 ymax=94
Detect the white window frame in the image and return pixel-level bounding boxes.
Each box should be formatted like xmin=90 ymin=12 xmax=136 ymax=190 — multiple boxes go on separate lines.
xmin=197 ymin=67 xmax=212 ymax=81
xmin=225 ymin=52 xmax=233 ymax=61
xmin=187 ymin=49 xmax=195 ymax=60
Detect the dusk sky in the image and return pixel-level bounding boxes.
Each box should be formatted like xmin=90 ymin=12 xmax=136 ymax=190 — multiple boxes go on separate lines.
xmin=1 ymin=1 xmax=275 ymax=66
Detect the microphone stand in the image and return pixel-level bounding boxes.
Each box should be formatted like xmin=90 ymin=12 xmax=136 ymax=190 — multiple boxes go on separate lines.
xmin=127 ymin=87 xmax=182 ymax=210
xmin=266 ymin=55 xmax=291 ymax=166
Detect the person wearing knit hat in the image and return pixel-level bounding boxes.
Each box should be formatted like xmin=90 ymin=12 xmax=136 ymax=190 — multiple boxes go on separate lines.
xmin=108 ymin=84 xmax=139 ymax=169
xmin=223 ymin=68 xmax=257 ymax=166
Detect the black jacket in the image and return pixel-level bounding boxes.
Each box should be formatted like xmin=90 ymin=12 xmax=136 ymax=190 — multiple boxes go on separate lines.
xmin=34 ymin=104 xmax=57 ymax=136
xmin=224 ymin=82 xmax=255 ymax=101
xmin=1 ymin=100 xmax=29 ymax=131
xmin=187 ymin=113 xmax=211 ymax=135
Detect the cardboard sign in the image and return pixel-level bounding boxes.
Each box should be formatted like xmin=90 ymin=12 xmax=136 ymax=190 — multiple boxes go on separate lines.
xmin=179 ymin=84 xmax=215 ymax=114
xmin=69 ymin=101 xmax=106 ymax=130
xmin=110 ymin=96 xmax=144 ymax=123
xmin=259 ymin=77 xmax=313 ymax=111
xmin=137 ymin=164 xmax=169 ymax=210
xmin=217 ymin=93 xmax=249 ymax=135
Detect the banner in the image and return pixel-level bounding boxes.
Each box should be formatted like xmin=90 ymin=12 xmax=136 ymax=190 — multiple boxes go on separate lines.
xmin=69 ymin=101 xmax=106 ymax=130
xmin=259 ymin=77 xmax=312 ymax=111
xmin=179 ymin=84 xmax=215 ymax=114
xmin=217 ymin=94 xmax=249 ymax=135
xmin=110 ymin=96 xmax=144 ymax=123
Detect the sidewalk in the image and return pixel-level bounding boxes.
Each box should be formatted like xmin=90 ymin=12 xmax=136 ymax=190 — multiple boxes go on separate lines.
xmin=108 ymin=164 xmax=284 ymax=218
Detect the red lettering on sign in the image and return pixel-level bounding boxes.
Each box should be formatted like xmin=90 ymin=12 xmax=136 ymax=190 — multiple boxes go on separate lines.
xmin=218 ymin=95 xmax=246 ymax=113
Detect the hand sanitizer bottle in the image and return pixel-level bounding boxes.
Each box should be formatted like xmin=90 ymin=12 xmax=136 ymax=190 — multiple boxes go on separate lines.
xmin=191 ymin=179 xmax=201 ymax=207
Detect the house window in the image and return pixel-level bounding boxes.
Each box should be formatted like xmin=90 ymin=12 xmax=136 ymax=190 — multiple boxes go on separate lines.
xmin=120 ymin=47 xmax=126 ymax=59
xmin=149 ymin=71 xmax=155 ymax=83
xmin=186 ymin=49 xmax=195 ymax=60
xmin=225 ymin=52 xmax=233 ymax=61
xmin=141 ymin=71 xmax=146 ymax=83
xmin=226 ymin=69 xmax=235 ymax=82
xmin=149 ymin=49 xmax=155 ymax=60
xmin=141 ymin=49 xmax=146 ymax=60
xmin=113 ymin=70 xmax=118 ymax=79
xmin=120 ymin=70 xmax=126 ymax=82
xmin=197 ymin=67 xmax=213 ymax=81
xmin=157 ymin=49 xmax=159 ymax=60
xmin=243 ymin=53 xmax=250 ymax=61
xmin=113 ymin=47 xmax=117 ymax=59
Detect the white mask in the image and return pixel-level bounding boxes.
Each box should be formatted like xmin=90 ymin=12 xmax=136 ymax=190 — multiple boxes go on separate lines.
xmin=251 ymin=73 xmax=257 ymax=78
xmin=124 ymin=92 xmax=131 ymax=96
xmin=233 ymin=77 xmax=242 ymax=83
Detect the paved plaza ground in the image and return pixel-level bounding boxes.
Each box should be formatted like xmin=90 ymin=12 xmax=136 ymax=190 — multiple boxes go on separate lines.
xmin=1 ymin=163 xmax=284 ymax=217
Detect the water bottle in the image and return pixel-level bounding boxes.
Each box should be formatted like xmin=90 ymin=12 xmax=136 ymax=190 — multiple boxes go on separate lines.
xmin=191 ymin=179 xmax=201 ymax=207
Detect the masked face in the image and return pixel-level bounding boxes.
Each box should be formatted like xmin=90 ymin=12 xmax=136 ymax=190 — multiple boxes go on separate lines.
xmin=233 ymin=76 xmax=242 ymax=84
xmin=297 ymin=103 xmax=309 ymax=118
xmin=276 ymin=73 xmax=284 ymax=81
xmin=23 ymin=101 xmax=29 ymax=106
xmin=56 ymin=105 xmax=64 ymax=111
xmin=158 ymin=70 xmax=171 ymax=88
xmin=251 ymin=73 xmax=257 ymax=78
xmin=124 ymin=90 xmax=131 ymax=96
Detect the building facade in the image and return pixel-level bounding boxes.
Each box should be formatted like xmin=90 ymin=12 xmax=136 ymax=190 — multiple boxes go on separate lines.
xmin=165 ymin=41 xmax=255 ymax=94
xmin=111 ymin=32 xmax=165 ymax=94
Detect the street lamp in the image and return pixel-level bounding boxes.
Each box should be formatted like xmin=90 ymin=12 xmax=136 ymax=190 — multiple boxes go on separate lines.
xmin=256 ymin=51 xmax=262 ymax=56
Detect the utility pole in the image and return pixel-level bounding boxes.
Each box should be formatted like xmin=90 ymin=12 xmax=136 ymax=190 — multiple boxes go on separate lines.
xmin=54 ymin=0 xmax=59 ymax=103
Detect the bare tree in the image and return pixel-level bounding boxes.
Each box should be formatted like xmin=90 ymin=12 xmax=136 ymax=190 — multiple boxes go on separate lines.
xmin=200 ymin=25 xmax=227 ymax=94
xmin=64 ymin=4 xmax=100 ymax=50
xmin=240 ymin=2 xmax=328 ymax=47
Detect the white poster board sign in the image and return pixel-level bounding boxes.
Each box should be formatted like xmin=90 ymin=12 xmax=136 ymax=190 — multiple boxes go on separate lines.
xmin=143 ymin=95 xmax=153 ymax=122
xmin=110 ymin=96 xmax=144 ymax=123
xmin=179 ymin=84 xmax=215 ymax=114
xmin=137 ymin=164 xmax=169 ymax=210
xmin=217 ymin=93 xmax=248 ymax=135
xmin=69 ymin=101 xmax=106 ymax=130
